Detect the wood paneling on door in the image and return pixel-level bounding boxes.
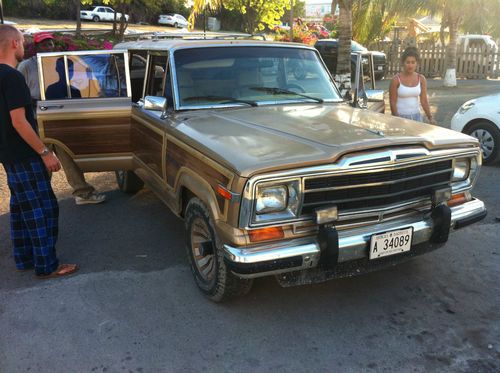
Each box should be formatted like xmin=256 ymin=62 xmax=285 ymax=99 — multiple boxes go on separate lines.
xmin=43 ymin=117 xmax=131 ymax=155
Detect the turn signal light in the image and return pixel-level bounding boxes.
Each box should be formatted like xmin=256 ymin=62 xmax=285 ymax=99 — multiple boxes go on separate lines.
xmin=249 ymin=227 xmax=284 ymax=242
xmin=447 ymin=192 xmax=468 ymax=207
xmin=216 ymin=185 xmax=233 ymax=200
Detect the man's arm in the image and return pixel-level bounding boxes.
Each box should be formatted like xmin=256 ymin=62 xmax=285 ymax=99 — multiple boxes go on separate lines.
xmin=10 ymin=107 xmax=61 ymax=172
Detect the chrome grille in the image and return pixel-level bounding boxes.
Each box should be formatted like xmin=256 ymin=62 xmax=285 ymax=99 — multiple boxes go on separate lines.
xmin=301 ymin=160 xmax=453 ymax=215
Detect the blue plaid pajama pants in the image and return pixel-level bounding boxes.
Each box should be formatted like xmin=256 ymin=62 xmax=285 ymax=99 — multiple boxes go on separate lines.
xmin=3 ymin=156 xmax=59 ymax=275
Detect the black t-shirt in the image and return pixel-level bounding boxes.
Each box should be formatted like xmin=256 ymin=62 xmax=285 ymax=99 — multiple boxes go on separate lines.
xmin=0 ymin=64 xmax=38 ymax=163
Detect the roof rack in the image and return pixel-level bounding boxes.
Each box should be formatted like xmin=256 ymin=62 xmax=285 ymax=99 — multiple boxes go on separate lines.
xmin=123 ymin=31 xmax=267 ymax=41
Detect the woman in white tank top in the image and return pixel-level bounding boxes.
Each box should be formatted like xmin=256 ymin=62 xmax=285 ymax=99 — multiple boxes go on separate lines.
xmin=389 ymin=47 xmax=436 ymax=124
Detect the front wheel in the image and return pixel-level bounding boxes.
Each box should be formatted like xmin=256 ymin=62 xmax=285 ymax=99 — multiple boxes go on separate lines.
xmin=92 ymin=16 xmax=100 ymax=22
xmin=115 ymin=170 xmax=144 ymax=193
xmin=465 ymin=121 xmax=500 ymax=165
xmin=174 ymin=22 xmax=178 ymax=28
xmin=185 ymin=198 xmax=253 ymax=302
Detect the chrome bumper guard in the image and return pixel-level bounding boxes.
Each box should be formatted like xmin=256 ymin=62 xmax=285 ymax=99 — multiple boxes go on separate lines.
xmin=224 ymin=199 xmax=486 ymax=279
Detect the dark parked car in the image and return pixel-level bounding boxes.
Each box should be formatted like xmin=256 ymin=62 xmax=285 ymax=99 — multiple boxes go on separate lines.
xmin=315 ymin=39 xmax=387 ymax=80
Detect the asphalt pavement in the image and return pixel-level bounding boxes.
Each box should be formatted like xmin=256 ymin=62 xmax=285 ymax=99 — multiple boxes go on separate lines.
xmin=0 ymin=79 xmax=499 ymax=373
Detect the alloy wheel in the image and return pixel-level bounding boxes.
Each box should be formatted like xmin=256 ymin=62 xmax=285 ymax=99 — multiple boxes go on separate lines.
xmin=471 ymin=128 xmax=495 ymax=160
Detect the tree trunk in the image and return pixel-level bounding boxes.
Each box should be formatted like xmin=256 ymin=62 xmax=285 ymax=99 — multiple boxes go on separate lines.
xmin=75 ymin=0 xmax=81 ymax=38
xmin=331 ymin=1 xmax=338 ymax=15
xmin=444 ymin=9 xmax=460 ymax=87
xmin=336 ymin=0 xmax=352 ymax=95
xmin=113 ymin=6 xmax=118 ymax=37
xmin=118 ymin=3 xmax=129 ymax=40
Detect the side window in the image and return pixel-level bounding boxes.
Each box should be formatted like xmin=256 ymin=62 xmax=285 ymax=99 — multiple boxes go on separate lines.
xmin=96 ymin=7 xmax=104 ymax=13
xmin=144 ymin=54 xmax=167 ymax=97
xmin=40 ymin=53 xmax=128 ymax=100
xmin=129 ymin=51 xmax=148 ymax=102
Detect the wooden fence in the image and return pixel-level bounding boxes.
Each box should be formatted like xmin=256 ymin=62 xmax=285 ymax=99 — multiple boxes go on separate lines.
xmin=374 ymin=41 xmax=500 ymax=79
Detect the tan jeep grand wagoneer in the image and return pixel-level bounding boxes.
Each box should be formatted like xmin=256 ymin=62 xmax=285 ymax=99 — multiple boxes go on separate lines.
xmin=35 ymin=40 xmax=486 ymax=301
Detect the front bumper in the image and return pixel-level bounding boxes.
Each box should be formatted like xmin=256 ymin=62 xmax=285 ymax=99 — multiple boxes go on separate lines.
xmin=223 ymin=199 xmax=486 ymax=279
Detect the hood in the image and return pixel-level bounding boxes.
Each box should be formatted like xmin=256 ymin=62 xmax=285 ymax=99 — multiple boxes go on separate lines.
xmin=469 ymin=92 xmax=500 ymax=105
xmin=174 ymin=104 xmax=478 ymax=177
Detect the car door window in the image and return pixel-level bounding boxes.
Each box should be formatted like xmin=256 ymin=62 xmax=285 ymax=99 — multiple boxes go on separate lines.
xmin=128 ymin=51 xmax=148 ymax=101
xmin=39 ymin=52 xmax=129 ymax=100
xmin=145 ymin=54 xmax=167 ymax=97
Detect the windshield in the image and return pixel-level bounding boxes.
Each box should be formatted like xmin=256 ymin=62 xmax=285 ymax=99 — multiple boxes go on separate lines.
xmin=351 ymin=41 xmax=367 ymax=52
xmin=173 ymin=46 xmax=342 ymax=108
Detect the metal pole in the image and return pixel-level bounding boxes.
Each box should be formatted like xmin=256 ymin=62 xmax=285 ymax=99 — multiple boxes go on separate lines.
xmin=289 ymin=0 xmax=293 ymax=42
xmin=0 ymin=0 xmax=5 ymax=24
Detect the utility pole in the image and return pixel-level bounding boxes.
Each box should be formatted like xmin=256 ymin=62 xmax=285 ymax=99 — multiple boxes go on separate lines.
xmin=289 ymin=0 xmax=293 ymax=42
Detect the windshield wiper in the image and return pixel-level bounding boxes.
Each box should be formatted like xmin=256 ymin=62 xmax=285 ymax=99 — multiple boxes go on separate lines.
xmin=183 ymin=95 xmax=258 ymax=107
xmin=250 ymin=87 xmax=324 ymax=103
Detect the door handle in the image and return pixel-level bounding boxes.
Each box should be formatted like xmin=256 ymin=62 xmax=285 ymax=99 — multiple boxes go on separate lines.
xmin=39 ymin=105 xmax=64 ymax=111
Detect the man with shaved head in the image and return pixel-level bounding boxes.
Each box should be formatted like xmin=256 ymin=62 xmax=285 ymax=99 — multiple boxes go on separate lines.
xmin=0 ymin=25 xmax=77 ymax=278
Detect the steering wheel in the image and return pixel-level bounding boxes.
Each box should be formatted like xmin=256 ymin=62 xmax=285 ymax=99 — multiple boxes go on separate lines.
xmin=285 ymin=83 xmax=306 ymax=93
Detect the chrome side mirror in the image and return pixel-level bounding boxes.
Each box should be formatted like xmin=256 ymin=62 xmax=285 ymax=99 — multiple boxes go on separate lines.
xmin=365 ymin=89 xmax=384 ymax=102
xmin=356 ymin=89 xmax=368 ymax=109
xmin=144 ymin=96 xmax=167 ymax=112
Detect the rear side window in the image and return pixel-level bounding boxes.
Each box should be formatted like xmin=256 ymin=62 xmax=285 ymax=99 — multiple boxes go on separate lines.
xmin=39 ymin=53 xmax=129 ymax=100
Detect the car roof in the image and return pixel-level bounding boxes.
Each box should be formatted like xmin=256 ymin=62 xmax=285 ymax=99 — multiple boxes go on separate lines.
xmin=114 ymin=39 xmax=314 ymax=52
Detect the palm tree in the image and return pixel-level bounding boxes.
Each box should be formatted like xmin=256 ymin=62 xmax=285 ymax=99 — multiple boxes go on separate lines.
xmin=352 ymin=0 xmax=429 ymax=47
xmin=189 ymin=0 xmax=222 ymax=30
xmin=425 ymin=0 xmax=469 ymax=87
xmin=336 ymin=0 xmax=353 ymax=92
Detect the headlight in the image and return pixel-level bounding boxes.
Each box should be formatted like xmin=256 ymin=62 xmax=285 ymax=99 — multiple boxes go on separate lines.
xmin=254 ymin=180 xmax=300 ymax=224
xmin=256 ymin=186 xmax=287 ymax=214
xmin=452 ymin=158 xmax=470 ymax=182
xmin=459 ymin=101 xmax=475 ymax=114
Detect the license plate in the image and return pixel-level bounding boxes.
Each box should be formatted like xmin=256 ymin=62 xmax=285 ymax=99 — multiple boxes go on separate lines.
xmin=369 ymin=227 xmax=413 ymax=260
xmin=377 ymin=66 xmax=383 ymax=70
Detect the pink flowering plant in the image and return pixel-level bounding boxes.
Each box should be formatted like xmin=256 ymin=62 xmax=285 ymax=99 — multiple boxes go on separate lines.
xmin=23 ymin=33 xmax=116 ymax=59
xmin=273 ymin=26 xmax=319 ymax=45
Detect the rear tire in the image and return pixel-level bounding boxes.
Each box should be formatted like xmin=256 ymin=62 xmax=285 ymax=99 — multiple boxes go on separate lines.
xmin=185 ymin=198 xmax=253 ymax=302
xmin=93 ymin=16 xmax=100 ymax=22
xmin=465 ymin=121 xmax=500 ymax=165
xmin=115 ymin=170 xmax=144 ymax=193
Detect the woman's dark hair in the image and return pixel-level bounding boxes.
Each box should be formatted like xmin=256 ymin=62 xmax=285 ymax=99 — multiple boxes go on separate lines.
xmin=401 ymin=47 xmax=420 ymax=63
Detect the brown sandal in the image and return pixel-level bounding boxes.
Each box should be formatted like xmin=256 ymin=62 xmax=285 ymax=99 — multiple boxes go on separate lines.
xmin=37 ymin=264 xmax=78 ymax=279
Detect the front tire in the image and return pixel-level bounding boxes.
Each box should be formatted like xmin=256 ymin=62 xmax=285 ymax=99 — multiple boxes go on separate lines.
xmin=93 ymin=16 xmax=100 ymax=22
xmin=174 ymin=22 xmax=178 ymax=28
xmin=185 ymin=198 xmax=253 ymax=302
xmin=115 ymin=170 xmax=144 ymax=193
xmin=465 ymin=121 xmax=500 ymax=165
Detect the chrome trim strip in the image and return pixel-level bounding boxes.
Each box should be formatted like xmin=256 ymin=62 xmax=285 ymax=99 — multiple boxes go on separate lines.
xmin=226 ymin=198 xmax=486 ymax=278
xmin=303 ymin=168 xmax=452 ymax=193
xmin=224 ymin=239 xmax=320 ymax=264
xmin=302 ymin=181 xmax=450 ymax=208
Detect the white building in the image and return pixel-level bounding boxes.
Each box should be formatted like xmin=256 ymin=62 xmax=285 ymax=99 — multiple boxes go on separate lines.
xmin=304 ymin=0 xmax=337 ymax=22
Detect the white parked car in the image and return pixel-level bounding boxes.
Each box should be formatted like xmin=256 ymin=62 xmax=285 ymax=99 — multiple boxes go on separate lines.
xmin=158 ymin=13 xmax=189 ymax=28
xmin=80 ymin=6 xmax=129 ymax=23
xmin=451 ymin=93 xmax=500 ymax=164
